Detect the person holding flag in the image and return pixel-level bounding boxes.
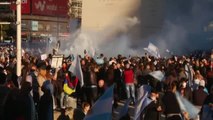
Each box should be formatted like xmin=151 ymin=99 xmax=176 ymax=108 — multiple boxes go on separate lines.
xmin=162 ymin=81 xmax=183 ymax=120
xmin=140 ymin=89 xmax=163 ymax=120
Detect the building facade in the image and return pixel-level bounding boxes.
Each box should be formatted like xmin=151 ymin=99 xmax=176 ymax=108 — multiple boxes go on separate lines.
xmin=20 ymin=0 xmax=69 ymax=41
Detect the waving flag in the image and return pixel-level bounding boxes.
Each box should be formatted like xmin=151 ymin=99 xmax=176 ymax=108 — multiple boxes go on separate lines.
xmin=149 ymin=70 xmax=165 ymax=81
xmin=175 ymin=92 xmax=199 ymax=119
xmin=69 ymin=55 xmax=84 ymax=87
xmin=144 ymin=42 xmax=160 ymax=58
xmin=134 ymin=85 xmax=152 ymax=120
xmin=84 ymin=85 xmax=114 ymax=120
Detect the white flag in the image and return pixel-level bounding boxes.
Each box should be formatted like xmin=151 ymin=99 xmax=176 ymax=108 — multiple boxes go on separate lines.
xmin=84 ymin=85 xmax=114 ymax=120
xmin=144 ymin=42 xmax=160 ymax=58
xmin=69 ymin=55 xmax=84 ymax=87
xmin=134 ymin=85 xmax=152 ymax=120
xmin=149 ymin=70 xmax=165 ymax=81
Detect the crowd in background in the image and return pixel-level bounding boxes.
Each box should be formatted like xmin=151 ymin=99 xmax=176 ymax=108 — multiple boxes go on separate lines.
xmin=0 ymin=45 xmax=213 ymax=120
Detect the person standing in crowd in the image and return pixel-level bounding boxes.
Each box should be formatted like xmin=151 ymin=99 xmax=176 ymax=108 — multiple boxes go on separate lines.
xmin=163 ymin=81 xmax=183 ymax=120
xmin=57 ymin=108 xmax=71 ymax=120
xmin=46 ymin=65 xmax=60 ymax=109
xmin=29 ymin=63 xmax=40 ymax=112
xmin=37 ymin=61 xmax=48 ymax=98
xmin=38 ymin=81 xmax=53 ymax=120
xmin=123 ymin=62 xmax=135 ymax=104
xmin=6 ymin=66 xmax=18 ymax=88
xmin=178 ymin=78 xmax=192 ymax=102
xmin=141 ymin=89 xmax=163 ymax=120
xmin=97 ymin=79 xmax=106 ymax=99
xmin=114 ymin=63 xmax=124 ymax=100
xmin=57 ymin=62 xmax=70 ymax=109
xmin=73 ymin=102 xmax=91 ymax=120
xmin=0 ymin=67 xmax=10 ymax=120
xmin=193 ymin=80 xmax=208 ymax=113
xmin=200 ymin=85 xmax=213 ymax=120
xmin=83 ymin=64 xmax=98 ymax=106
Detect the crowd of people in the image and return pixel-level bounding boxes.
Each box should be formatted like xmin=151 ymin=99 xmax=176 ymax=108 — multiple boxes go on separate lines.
xmin=0 ymin=45 xmax=213 ymax=120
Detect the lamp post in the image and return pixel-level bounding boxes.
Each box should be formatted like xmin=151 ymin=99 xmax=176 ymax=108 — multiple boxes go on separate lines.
xmin=16 ymin=0 xmax=22 ymax=77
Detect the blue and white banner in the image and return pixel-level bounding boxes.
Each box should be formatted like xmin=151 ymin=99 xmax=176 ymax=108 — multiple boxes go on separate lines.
xmin=175 ymin=92 xmax=200 ymax=119
xmin=134 ymin=85 xmax=152 ymax=120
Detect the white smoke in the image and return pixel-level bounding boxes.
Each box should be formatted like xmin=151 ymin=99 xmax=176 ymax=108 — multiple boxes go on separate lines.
xmin=60 ymin=17 xmax=141 ymax=57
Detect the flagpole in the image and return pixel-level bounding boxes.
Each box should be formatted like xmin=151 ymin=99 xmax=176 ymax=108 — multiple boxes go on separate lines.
xmin=16 ymin=0 xmax=22 ymax=76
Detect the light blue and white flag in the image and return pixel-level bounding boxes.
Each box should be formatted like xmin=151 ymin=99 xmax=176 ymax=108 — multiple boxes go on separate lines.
xmin=69 ymin=55 xmax=84 ymax=87
xmin=175 ymin=92 xmax=200 ymax=119
xmin=84 ymin=85 xmax=114 ymax=120
xmin=149 ymin=70 xmax=165 ymax=81
xmin=134 ymin=85 xmax=152 ymax=120
xmin=144 ymin=42 xmax=161 ymax=58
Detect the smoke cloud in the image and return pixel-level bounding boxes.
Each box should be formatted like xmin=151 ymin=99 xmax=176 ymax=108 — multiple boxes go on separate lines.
xmin=59 ymin=0 xmax=213 ymax=57
xmin=153 ymin=0 xmax=213 ymax=55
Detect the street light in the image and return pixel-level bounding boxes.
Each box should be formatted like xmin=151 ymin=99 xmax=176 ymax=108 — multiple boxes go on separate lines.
xmin=16 ymin=0 xmax=22 ymax=77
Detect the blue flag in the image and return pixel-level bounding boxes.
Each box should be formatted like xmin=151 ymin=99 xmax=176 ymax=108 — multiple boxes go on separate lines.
xmin=84 ymin=85 xmax=114 ymax=120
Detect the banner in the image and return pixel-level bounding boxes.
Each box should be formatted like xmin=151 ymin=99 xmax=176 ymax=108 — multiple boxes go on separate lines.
xmin=10 ymin=0 xmax=30 ymax=14
xmin=51 ymin=55 xmax=64 ymax=68
xmin=32 ymin=0 xmax=68 ymax=17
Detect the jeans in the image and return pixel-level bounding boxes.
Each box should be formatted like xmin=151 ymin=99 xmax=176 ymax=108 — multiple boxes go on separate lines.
xmin=125 ymin=84 xmax=135 ymax=102
xmin=60 ymin=92 xmax=68 ymax=108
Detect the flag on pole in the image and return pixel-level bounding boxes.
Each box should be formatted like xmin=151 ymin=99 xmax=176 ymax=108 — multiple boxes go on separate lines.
xmin=69 ymin=55 xmax=84 ymax=87
xmin=175 ymin=92 xmax=200 ymax=119
xmin=134 ymin=85 xmax=152 ymax=120
xmin=84 ymin=85 xmax=114 ymax=120
xmin=144 ymin=42 xmax=161 ymax=58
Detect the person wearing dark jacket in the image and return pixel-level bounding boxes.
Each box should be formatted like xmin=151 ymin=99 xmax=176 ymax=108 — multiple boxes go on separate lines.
xmin=57 ymin=108 xmax=71 ymax=120
xmin=114 ymin=63 xmax=124 ymax=100
xmin=0 ymin=71 xmax=10 ymax=120
xmin=38 ymin=81 xmax=53 ymax=120
xmin=162 ymin=82 xmax=182 ymax=120
xmin=83 ymin=64 xmax=98 ymax=105
xmin=73 ymin=102 xmax=90 ymax=120
xmin=200 ymin=85 xmax=213 ymax=120
xmin=141 ymin=90 xmax=163 ymax=120
xmin=192 ymin=80 xmax=208 ymax=108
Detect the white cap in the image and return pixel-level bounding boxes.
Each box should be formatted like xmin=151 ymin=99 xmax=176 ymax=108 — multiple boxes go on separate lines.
xmin=199 ymin=80 xmax=205 ymax=87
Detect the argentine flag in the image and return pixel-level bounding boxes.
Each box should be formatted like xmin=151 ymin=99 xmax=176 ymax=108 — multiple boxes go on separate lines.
xmin=144 ymin=42 xmax=161 ymax=58
xmin=84 ymin=85 xmax=114 ymax=120
xmin=134 ymin=85 xmax=152 ymax=120
xmin=69 ymin=55 xmax=84 ymax=87
xmin=175 ymin=92 xmax=199 ymax=119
